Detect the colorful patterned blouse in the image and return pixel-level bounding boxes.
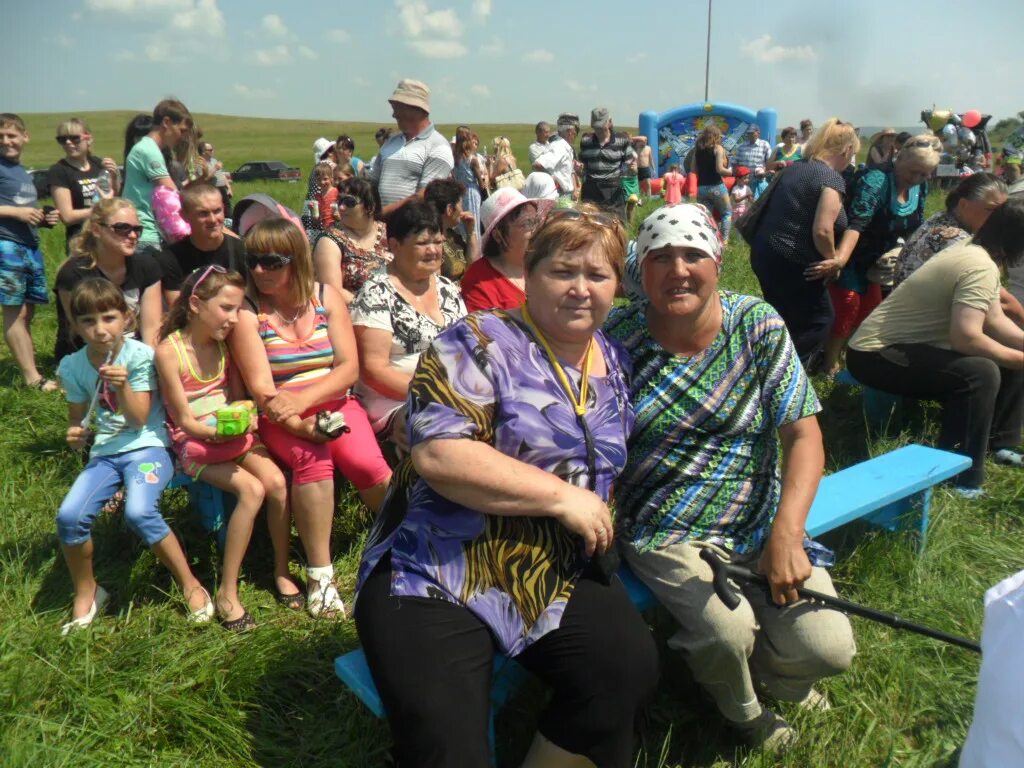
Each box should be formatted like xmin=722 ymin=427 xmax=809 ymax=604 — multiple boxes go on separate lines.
xmin=256 ymin=289 xmax=333 ymax=392
xmin=605 ymin=292 xmax=821 ymax=555
xmin=317 ymin=221 xmax=393 ymax=297
xmin=356 ymin=310 xmax=634 ymax=656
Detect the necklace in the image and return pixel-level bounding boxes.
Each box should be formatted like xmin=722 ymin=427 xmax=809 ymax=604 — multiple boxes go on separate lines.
xmin=272 ymin=301 xmax=307 ymax=325
xmin=521 ymin=303 xmax=593 ymax=417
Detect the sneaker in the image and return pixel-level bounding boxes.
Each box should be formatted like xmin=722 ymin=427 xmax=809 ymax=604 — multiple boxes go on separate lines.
xmin=953 ymin=485 xmax=985 ymax=500
xmin=798 ymin=687 xmax=831 ymax=712
xmin=732 ymin=708 xmax=796 ymax=752
xmin=992 ymin=449 xmax=1023 ymax=468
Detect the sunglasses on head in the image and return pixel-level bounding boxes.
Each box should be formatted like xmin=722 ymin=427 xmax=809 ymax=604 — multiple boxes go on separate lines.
xmin=56 ymin=135 xmax=83 ymax=144
xmin=245 ymin=253 xmax=293 ymax=271
xmin=101 ymin=222 xmax=144 ymax=237
xmin=337 ymin=194 xmax=360 ymax=208
xmin=189 ymin=263 xmax=226 ymax=295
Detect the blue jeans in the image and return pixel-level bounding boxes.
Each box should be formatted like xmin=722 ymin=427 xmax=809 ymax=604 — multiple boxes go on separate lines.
xmin=57 ymin=446 xmax=174 ymax=546
xmin=697 ymin=183 xmax=732 ymax=241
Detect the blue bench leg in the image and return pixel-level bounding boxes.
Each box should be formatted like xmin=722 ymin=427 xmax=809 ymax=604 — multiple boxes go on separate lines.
xmin=864 ymin=490 xmax=930 ymax=553
xmin=185 ymin=479 xmax=234 ymax=548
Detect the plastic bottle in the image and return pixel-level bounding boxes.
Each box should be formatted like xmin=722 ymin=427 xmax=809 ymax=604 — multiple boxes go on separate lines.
xmin=92 ymin=170 xmax=112 ymax=204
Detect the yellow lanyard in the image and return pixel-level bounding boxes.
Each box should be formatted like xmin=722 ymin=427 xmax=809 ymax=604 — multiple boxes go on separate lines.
xmin=521 ymin=303 xmax=593 ymax=417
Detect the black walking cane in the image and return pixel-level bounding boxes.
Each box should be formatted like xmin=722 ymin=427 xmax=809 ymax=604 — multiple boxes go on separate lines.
xmin=698 ymin=548 xmax=981 ymax=654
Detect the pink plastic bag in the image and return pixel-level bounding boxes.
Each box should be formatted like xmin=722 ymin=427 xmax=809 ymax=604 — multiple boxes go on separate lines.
xmin=152 ymin=185 xmax=191 ymax=243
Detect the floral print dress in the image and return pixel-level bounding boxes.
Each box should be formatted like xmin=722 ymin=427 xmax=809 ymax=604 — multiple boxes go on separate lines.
xmin=317 ymin=221 xmax=393 ymax=297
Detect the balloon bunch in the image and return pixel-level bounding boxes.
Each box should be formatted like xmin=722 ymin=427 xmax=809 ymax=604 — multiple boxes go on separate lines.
xmin=921 ymin=109 xmax=985 ymax=165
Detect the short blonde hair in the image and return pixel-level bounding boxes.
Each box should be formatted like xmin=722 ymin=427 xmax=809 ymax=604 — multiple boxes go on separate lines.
xmin=525 ymin=203 xmax=626 ymax=282
xmin=243 ymin=217 xmax=314 ymax=307
xmin=56 ymin=117 xmax=89 ymax=140
xmin=895 ymin=134 xmax=943 ymax=172
xmin=802 ymin=118 xmax=860 ymax=162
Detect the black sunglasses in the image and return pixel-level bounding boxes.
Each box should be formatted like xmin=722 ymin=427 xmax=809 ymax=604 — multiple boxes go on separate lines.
xmin=101 ymin=222 xmax=144 ymax=237
xmin=246 ymin=253 xmax=293 ymax=271
xmin=337 ymin=194 xmax=360 ymax=209
xmin=56 ymin=135 xmax=83 ymax=144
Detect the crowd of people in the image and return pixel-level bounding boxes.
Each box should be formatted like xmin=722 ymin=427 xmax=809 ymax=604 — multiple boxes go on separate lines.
xmin=1 ymin=75 xmax=1022 ymax=766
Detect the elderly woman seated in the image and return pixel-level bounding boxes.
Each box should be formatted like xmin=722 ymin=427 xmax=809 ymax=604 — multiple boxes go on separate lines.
xmin=605 ymin=204 xmax=855 ymax=751
xmin=354 ymin=206 xmax=658 ymax=766
xmin=350 ymin=201 xmax=466 ymax=459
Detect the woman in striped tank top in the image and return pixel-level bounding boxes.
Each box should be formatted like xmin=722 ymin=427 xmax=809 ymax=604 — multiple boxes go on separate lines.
xmin=156 ymin=266 xmax=288 ymax=631
xmin=230 ymin=218 xmax=391 ymax=618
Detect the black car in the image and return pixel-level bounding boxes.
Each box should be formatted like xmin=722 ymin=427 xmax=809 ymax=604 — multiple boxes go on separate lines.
xmin=231 ymin=161 xmax=301 ymax=183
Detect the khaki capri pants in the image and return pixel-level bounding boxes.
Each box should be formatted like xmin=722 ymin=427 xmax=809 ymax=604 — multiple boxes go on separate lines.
xmin=623 ymin=539 xmax=856 ymax=723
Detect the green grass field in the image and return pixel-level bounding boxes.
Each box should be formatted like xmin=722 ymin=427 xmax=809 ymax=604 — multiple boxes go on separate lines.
xmin=1 ymin=112 xmax=1022 ymax=767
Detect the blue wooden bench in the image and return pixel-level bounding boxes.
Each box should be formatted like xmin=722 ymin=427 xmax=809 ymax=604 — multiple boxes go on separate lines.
xmin=334 ymin=443 xmax=970 ymax=756
xmin=165 ymin=473 xmax=235 ymax=548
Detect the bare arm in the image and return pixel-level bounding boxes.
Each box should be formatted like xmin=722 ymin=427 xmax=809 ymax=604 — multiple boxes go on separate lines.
xmin=354 ymin=326 xmax=411 ymax=400
xmin=811 ymin=187 xmax=843 ymax=261
xmin=227 ymin=308 xmax=279 ymax=408
xmin=313 ymin=236 xmax=344 ymax=297
xmin=0 ymin=205 xmax=44 ymax=224
xmin=137 ymin=282 xmax=162 ymax=349
xmin=65 ymin=400 xmax=89 ymax=450
xmin=411 ymin=437 xmax=613 ymax=556
xmin=52 ymin=187 xmax=92 ymax=228
xmin=715 ymin=146 xmax=732 ymax=176
xmin=757 ymin=414 xmax=824 ymax=605
xmin=999 ymin=287 xmax=1024 ymax=328
xmin=982 ymin=300 xmax=1024 ymax=358
xmin=950 ymin=303 xmax=1024 ymax=369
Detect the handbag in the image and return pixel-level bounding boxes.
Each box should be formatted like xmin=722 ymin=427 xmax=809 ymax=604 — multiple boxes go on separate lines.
xmin=494 ymin=167 xmax=525 ymax=191
xmin=733 ymin=169 xmax=784 ymax=245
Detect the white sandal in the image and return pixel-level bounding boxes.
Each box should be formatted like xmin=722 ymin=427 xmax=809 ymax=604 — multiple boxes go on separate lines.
xmin=186 ymin=586 xmax=215 ymax=624
xmin=61 ymin=585 xmax=110 ymax=636
xmin=307 ymin=566 xmax=346 ymax=618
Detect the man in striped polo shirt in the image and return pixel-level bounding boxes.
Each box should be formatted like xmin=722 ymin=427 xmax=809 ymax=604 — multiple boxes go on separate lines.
xmin=371 ymin=79 xmax=454 ymax=217
xmin=578 ymin=106 xmax=635 ymax=221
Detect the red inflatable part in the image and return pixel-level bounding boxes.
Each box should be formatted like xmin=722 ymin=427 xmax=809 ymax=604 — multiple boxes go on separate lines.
xmin=684 ymin=172 xmax=736 ymax=199
xmin=649 ymin=177 xmax=663 ymax=194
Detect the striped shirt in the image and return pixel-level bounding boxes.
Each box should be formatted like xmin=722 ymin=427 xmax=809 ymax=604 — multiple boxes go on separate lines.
xmin=370 ymin=123 xmax=454 ymax=208
xmin=605 ymin=292 xmax=821 ymax=555
xmin=578 ymin=131 xmax=636 ymax=183
xmin=257 ymin=291 xmax=334 ymax=391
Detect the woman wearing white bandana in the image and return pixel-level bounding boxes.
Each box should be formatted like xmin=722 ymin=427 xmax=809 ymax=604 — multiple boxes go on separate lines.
xmin=605 ymin=204 xmax=855 ymax=751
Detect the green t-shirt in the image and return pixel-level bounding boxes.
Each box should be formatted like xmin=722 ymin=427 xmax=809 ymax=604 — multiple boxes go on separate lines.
xmin=123 ymin=136 xmax=169 ymax=245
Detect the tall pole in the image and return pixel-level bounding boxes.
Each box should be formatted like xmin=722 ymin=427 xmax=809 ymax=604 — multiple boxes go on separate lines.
xmin=704 ymin=0 xmax=712 ymax=101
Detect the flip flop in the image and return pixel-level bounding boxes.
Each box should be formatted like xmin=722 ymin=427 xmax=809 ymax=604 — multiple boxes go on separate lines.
xmin=186 ymin=586 xmax=215 ymax=624
xmin=26 ymin=377 xmax=60 ymax=393
xmin=61 ymin=585 xmax=110 ymax=636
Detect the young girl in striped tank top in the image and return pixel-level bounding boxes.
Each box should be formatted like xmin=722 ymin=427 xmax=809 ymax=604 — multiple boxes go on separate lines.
xmin=155 ymin=266 xmax=289 ymax=631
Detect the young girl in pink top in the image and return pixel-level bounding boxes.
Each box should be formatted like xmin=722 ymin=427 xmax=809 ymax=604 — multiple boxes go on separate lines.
xmin=155 ymin=266 xmax=288 ymax=630
xmin=661 ymin=163 xmax=685 ymax=205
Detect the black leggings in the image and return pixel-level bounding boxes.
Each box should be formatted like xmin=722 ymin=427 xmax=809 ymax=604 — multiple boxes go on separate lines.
xmin=354 ymin=556 xmax=660 ymax=767
xmin=847 ymin=345 xmax=1024 ymax=487
xmin=751 ymin=245 xmax=834 ymax=367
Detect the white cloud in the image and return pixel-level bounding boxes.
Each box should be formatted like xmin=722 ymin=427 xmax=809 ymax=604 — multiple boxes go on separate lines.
xmin=113 ymin=49 xmax=137 ymax=61
xmin=251 ymin=44 xmax=291 ymax=66
xmin=233 ymin=83 xmax=276 ymax=100
xmin=326 ymin=28 xmax=351 ymax=43
xmin=171 ymin=0 xmax=225 ymax=37
xmin=86 ymin=0 xmax=224 ymax=37
xmin=408 ymin=39 xmax=466 ymax=58
xmin=741 ymin=35 xmax=816 ymax=63
xmin=523 ymin=49 xmax=554 ymax=63
xmin=479 ymin=37 xmax=503 ymax=56
xmin=564 ymin=79 xmax=596 ymax=94
xmin=473 ymin=0 xmax=492 ymax=19
xmin=351 ymin=75 xmax=370 ymax=88
xmin=142 ymin=38 xmax=182 ymax=62
xmin=395 ymin=0 xmax=462 ymax=39
xmin=626 ymin=51 xmax=648 ymax=64
xmin=262 ymin=13 xmax=288 ymax=37
xmin=470 ymin=84 xmax=491 ymax=98
xmin=298 ymin=45 xmax=318 ymax=60
xmin=53 ymin=33 xmax=73 ymax=48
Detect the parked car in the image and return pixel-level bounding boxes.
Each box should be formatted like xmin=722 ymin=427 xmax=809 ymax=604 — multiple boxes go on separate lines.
xmin=29 ymin=169 xmax=50 ymax=199
xmin=231 ymin=161 xmax=301 ymax=183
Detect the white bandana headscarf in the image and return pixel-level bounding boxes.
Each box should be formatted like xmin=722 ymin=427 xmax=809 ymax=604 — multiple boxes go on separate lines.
xmin=636 ymin=203 xmax=723 ymax=270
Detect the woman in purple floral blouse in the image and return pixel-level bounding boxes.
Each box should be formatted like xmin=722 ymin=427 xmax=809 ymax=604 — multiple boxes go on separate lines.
xmin=353 ymin=207 xmax=659 ymax=767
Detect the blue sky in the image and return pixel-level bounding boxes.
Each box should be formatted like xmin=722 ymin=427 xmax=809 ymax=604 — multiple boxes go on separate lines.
xmin=9 ymin=0 xmax=1024 ymax=128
